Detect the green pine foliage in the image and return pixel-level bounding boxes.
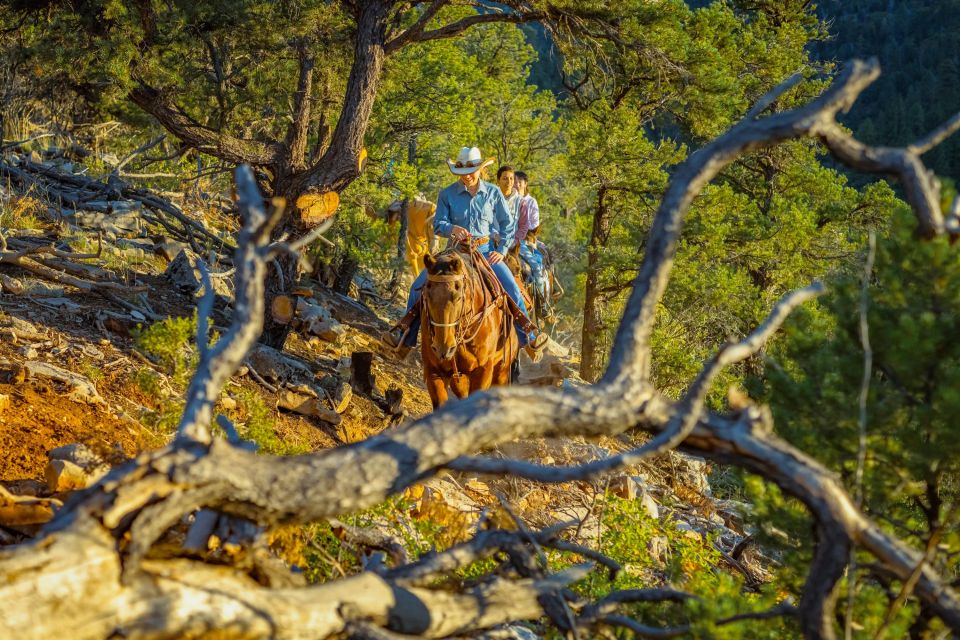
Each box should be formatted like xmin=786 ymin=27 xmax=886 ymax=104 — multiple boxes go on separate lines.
xmin=752 ymin=201 xmax=960 ymax=635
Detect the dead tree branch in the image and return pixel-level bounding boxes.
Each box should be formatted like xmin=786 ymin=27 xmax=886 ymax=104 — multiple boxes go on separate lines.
xmin=2 ymin=59 xmax=960 ymax=640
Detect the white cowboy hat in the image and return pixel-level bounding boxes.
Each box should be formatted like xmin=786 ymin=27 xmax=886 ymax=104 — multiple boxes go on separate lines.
xmin=446 ymin=146 xmax=495 ymax=175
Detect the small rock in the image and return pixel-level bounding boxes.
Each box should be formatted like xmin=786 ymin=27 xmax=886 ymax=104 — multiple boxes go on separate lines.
xmin=45 ymin=459 xmax=94 ymax=493
xmin=674 ymin=520 xmax=702 ymax=541
xmin=0 ymin=274 xmax=24 ymax=295
xmin=48 ymin=443 xmax=110 ymax=476
xmin=220 ymin=395 xmax=237 ymax=411
xmin=154 ymin=239 xmax=190 ymax=262
xmin=640 ymin=492 xmax=660 ymax=520
xmin=164 ymin=249 xmax=202 ymax=293
xmin=0 ymin=394 xmax=10 ymax=412
xmin=609 ymin=475 xmax=637 ymax=500
xmin=20 ymin=345 xmax=38 ymax=359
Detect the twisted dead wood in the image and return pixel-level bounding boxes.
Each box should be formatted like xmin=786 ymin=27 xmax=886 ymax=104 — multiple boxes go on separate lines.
xmin=1 ymin=59 xmax=960 ymax=639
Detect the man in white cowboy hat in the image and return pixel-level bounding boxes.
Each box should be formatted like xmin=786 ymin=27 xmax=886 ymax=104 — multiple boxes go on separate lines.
xmin=381 ymin=146 xmax=548 ymax=360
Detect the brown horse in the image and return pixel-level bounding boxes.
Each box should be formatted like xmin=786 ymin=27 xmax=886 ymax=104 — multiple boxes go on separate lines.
xmin=420 ymin=248 xmax=518 ymax=408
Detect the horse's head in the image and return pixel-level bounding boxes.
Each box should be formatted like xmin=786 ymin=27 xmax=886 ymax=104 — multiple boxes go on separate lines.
xmin=423 ymin=251 xmax=469 ymax=361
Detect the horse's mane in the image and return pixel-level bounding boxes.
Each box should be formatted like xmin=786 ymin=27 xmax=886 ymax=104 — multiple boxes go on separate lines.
xmin=431 ymin=247 xmax=480 ymax=279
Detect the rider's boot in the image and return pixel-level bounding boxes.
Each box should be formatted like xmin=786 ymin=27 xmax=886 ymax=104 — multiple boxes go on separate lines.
xmin=525 ymin=332 xmax=548 ymax=362
xmin=380 ymin=323 xmax=414 ymax=360
xmin=381 ymin=299 xmax=421 ymax=359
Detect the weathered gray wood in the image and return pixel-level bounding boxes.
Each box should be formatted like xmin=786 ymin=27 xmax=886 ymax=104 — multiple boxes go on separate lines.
xmin=2 ymin=63 xmax=960 ymax=639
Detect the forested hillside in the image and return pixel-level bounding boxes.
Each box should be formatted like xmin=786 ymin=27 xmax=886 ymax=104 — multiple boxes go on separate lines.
xmin=815 ymin=0 xmax=960 ymax=177
xmin=1 ymin=1 xmax=959 ymax=639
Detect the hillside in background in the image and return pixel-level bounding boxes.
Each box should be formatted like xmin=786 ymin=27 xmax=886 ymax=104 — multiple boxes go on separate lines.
xmin=526 ymin=0 xmax=960 ymax=179
xmin=815 ymin=0 xmax=960 ymax=179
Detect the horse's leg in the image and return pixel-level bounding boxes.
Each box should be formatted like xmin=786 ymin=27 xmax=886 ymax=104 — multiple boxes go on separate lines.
xmin=469 ymin=362 xmax=496 ymax=394
xmin=425 ymin=374 xmax=448 ymax=409
xmin=449 ymin=373 xmax=471 ymax=400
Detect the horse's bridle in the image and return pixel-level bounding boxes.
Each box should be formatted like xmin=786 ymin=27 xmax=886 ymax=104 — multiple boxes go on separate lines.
xmin=425 ymin=272 xmax=467 ymax=329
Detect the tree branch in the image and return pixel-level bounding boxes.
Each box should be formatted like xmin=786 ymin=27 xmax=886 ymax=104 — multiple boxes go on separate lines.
xmin=175 ymin=165 xmax=281 ymax=443
xmin=383 ymin=0 xmax=448 ymax=53
xmin=284 ymin=40 xmax=316 ymax=172
xmin=448 ymin=282 xmax=823 ymax=482
xmin=128 ymin=84 xmax=283 ymax=166
xmin=384 ymin=4 xmax=545 ymax=53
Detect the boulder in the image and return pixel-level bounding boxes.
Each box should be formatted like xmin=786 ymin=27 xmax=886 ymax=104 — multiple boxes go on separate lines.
xmin=163 ymin=249 xmax=233 ymax=301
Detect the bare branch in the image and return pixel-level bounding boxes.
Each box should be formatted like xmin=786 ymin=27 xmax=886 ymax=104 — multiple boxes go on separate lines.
xmin=175 ymin=165 xmax=271 ymax=443
xmin=128 ymin=84 xmax=284 ymax=166
xmin=605 ymin=58 xmax=953 ymax=388
xmin=113 ymin=134 xmax=166 ymax=176
xmin=745 ymin=71 xmax=804 ymax=120
xmin=195 ymin=258 xmax=215 ymax=363
xmin=846 ymin=230 xmax=876 ymax=637
xmin=385 ymin=5 xmax=545 ymax=53
xmin=907 ymin=111 xmax=960 ymax=155
xmin=383 ymin=0 xmax=448 ymax=53
xmin=449 ymin=282 xmax=823 ymax=482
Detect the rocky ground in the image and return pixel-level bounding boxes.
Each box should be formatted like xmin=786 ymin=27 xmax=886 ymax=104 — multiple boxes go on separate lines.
xmin=0 ymin=145 xmax=771 ymax=596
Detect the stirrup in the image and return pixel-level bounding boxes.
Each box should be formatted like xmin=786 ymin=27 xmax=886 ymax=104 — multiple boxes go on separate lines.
xmin=525 ymin=333 xmax=548 ymax=362
xmin=381 ymin=325 xmax=411 ymax=350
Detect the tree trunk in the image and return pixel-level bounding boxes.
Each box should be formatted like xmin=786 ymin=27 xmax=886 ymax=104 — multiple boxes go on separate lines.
xmin=580 ymin=186 xmax=613 ymax=382
xmin=259 ymin=251 xmax=300 ymax=348
xmin=334 ymin=254 xmax=359 ymax=295
xmin=256 ymin=2 xmax=392 ymax=349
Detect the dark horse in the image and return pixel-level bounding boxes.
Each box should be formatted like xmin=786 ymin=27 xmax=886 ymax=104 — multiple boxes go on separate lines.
xmin=420 ymin=248 xmax=518 ymax=408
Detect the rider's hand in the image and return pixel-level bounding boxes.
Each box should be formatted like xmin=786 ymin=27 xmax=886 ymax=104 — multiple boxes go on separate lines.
xmin=487 ymin=251 xmax=504 ymax=265
xmin=451 ymin=226 xmax=470 ymax=242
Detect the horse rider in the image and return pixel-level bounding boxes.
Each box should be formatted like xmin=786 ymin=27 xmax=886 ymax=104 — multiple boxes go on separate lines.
xmin=497 ymin=165 xmax=521 ymax=227
xmin=386 ymin=195 xmax=437 ymax=275
xmin=381 ymin=146 xmax=549 ymax=360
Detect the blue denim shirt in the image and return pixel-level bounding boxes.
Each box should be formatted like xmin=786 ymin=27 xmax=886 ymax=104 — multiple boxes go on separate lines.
xmin=434 ymin=180 xmax=515 ymax=253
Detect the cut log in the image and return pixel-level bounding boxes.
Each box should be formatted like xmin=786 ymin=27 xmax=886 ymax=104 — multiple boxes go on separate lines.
xmin=271 ymin=295 xmax=295 ymax=325
xmin=296 ymin=191 xmax=339 ymax=227
xmin=0 ymin=485 xmax=59 ymax=527
xmin=383 ymin=386 xmax=403 ymax=416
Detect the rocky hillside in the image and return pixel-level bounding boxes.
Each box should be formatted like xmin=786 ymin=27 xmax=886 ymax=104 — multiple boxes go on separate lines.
xmin=0 ymin=142 xmax=772 ymax=621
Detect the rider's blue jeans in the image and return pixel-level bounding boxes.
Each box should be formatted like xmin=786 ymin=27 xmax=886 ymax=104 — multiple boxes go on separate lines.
xmin=403 ymin=248 xmax=531 ymax=348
